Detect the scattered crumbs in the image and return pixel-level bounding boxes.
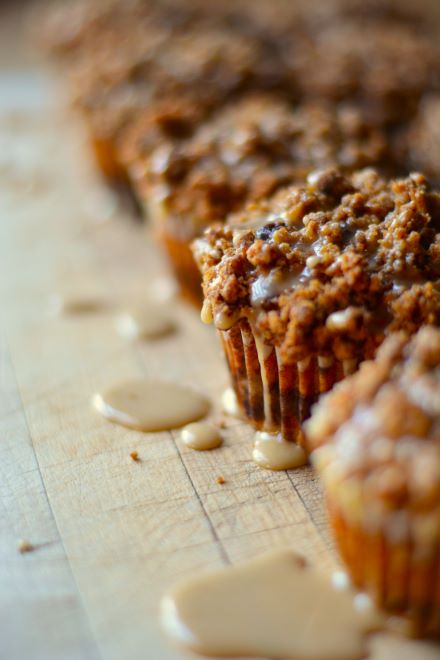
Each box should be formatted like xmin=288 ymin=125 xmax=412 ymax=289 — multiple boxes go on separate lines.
xmin=129 ymin=451 xmax=139 ymax=462
xmin=216 ymin=476 xmax=226 ymax=485
xmin=17 ymin=539 xmax=33 ymax=554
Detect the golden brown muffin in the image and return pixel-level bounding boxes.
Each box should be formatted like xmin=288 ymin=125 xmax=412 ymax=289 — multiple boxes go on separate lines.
xmin=306 ymin=327 xmax=440 ymax=637
xmin=70 ymin=24 xmax=284 ymax=187
xmin=193 ymin=168 xmax=440 ymax=444
xmin=47 ymin=0 xmax=293 ymax=186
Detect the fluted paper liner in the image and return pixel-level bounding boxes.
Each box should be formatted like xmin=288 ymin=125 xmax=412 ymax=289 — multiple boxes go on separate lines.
xmin=220 ymin=319 xmax=357 ymax=446
xmin=327 ymin=494 xmax=440 ymax=638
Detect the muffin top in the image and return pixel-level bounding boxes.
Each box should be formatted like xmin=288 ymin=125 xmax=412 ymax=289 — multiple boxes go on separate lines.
xmin=141 ymin=96 xmax=393 ymax=229
xmin=70 ymin=25 xmax=284 ymax=139
xmin=306 ymin=327 xmax=440 ymax=517
xmin=193 ymin=168 xmax=440 ymax=362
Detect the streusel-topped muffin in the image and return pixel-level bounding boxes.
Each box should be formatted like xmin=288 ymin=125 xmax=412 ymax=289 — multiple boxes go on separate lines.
xmin=70 ymin=25 xmax=284 ymax=185
xmin=306 ymin=327 xmax=440 ymax=637
xmin=283 ymin=22 xmax=440 ymax=125
xmin=193 ymin=168 xmax=440 ymax=444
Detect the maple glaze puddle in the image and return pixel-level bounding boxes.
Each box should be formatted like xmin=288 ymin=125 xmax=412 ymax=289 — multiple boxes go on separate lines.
xmin=116 ymin=305 xmax=176 ymax=341
xmin=93 ymin=379 xmax=210 ymax=432
xmin=253 ymin=431 xmax=307 ymax=470
xmin=50 ymin=293 xmax=104 ymax=316
xmin=161 ymin=550 xmax=382 ymax=659
xmin=180 ymin=422 xmax=222 ymax=450
xmin=146 ymin=276 xmax=178 ymax=303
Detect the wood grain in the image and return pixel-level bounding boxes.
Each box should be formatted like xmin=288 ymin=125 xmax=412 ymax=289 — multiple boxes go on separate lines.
xmin=0 ymin=4 xmax=439 ymax=660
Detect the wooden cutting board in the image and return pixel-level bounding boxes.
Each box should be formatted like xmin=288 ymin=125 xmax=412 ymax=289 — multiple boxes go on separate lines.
xmin=1 ymin=4 xmax=439 ymax=660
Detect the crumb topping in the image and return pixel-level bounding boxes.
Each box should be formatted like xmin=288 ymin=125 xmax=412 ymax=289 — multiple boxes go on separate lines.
xmin=71 ymin=24 xmax=284 ymax=141
xmin=142 ymin=96 xmax=394 ymax=232
xmin=306 ymin=327 xmax=440 ymax=513
xmin=194 ymin=168 xmax=440 ymax=361
xmin=119 ymin=96 xmax=206 ymax=167
xmin=284 ymin=22 xmax=440 ymax=124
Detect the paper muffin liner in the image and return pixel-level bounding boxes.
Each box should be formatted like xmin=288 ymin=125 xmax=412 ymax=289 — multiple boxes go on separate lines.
xmin=326 ymin=494 xmax=440 ymax=638
xmin=156 ymin=232 xmax=203 ymax=305
xmin=219 ymin=318 xmax=359 ymax=446
xmin=146 ymin=199 xmax=204 ymax=305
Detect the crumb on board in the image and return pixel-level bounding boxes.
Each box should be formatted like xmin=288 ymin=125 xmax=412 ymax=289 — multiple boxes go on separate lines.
xmin=215 ymin=417 xmax=227 ymax=429
xmin=129 ymin=451 xmax=139 ymax=461
xmin=216 ymin=475 xmax=226 ymax=485
xmin=17 ymin=539 xmax=33 ymax=554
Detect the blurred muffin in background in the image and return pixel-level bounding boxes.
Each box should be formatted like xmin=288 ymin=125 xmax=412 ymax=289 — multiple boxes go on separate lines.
xmin=281 ymin=21 xmax=440 ymax=125
xmin=306 ymin=327 xmax=440 ymax=638
xmin=129 ymin=95 xmax=396 ymax=303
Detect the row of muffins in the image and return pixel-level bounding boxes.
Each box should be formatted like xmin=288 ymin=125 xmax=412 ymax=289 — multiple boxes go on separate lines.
xmin=45 ymin=0 xmax=440 ymax=639
xmin=44 ymin=0 xmax=440 ymax=303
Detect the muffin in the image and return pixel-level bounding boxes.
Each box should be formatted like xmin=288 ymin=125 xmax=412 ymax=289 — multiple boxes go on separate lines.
xmin=133 ymin=95 xmax=394 ymax=303
xmin=51 ymin=0 xmax=293 ymax=188
xmin=282 ymin=21 xmax=440 ymax=125
xmin=193 ymin=168 xmax=440 ymax=445
xmin=69 ymin=22 xmax=284 ymax=189
xmin=306 ymin=327 xmax=440 ymax=637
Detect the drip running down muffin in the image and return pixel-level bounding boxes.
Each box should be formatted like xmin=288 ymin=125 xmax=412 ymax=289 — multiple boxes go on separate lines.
xmin=306 ymin=327 xmax=440 ymax=637
xmin=131 ymin=95 xmax=395 ymax=303
xmin=193 ymin=168 xmax=440 ymax=445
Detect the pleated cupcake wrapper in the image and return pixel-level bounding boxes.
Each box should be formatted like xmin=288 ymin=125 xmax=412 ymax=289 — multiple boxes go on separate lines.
xmin=147 ymin=199 xmax=203 ymax=305
xmin=219 ymin=319 xmax=358 ymax=445
xmin=327 ymin=494 xmax=440 ymax=638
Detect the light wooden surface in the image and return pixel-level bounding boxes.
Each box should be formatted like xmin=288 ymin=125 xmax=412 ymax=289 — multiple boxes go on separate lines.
xmin=1 ymin=4 xmax=439 ymax=660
